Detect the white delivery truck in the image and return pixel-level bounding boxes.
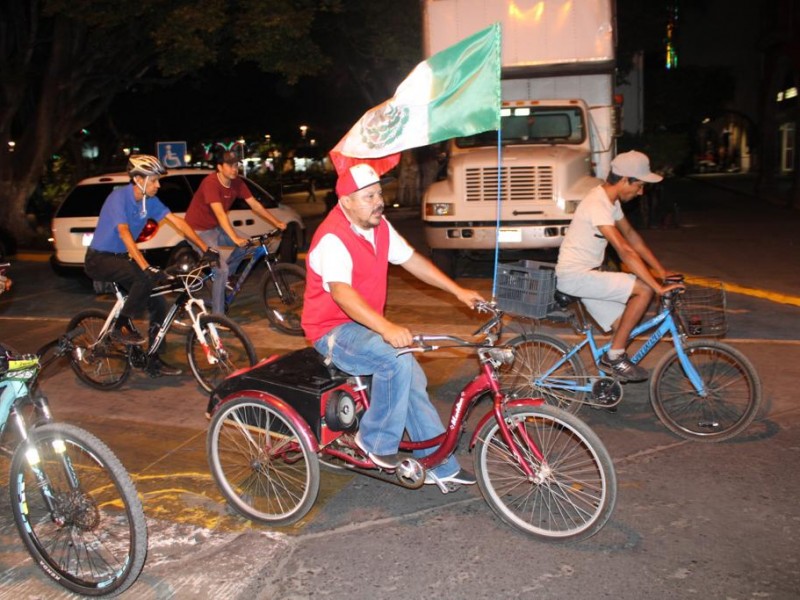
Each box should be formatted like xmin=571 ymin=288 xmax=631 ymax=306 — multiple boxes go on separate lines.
xmin=421 ymin=0 xmax=618 ymax=275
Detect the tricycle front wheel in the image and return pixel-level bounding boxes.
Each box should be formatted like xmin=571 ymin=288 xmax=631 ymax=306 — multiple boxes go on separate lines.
xmin=474 ymin=404 xmax=617 ymax=542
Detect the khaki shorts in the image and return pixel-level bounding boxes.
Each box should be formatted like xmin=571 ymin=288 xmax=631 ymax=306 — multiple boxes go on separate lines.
xmin=556 ymin=270 xmax=636 ymax=332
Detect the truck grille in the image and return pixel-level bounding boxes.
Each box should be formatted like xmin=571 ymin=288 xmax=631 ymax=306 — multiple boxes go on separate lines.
xmin=464 ymin=166 xmax=555 ymax=202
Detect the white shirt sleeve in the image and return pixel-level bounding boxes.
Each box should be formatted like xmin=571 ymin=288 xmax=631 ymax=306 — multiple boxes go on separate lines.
xmin=386 ymin=219 xmax=414 ymax=264
xmin=307 ymin=233 xmax=353 ymax=291
xmin=306 ymin=219 xmax=414 ymax=291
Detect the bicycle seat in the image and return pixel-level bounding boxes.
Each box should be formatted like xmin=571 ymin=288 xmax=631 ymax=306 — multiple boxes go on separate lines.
xmin=554 ymin=290 xmax=580 ymax=308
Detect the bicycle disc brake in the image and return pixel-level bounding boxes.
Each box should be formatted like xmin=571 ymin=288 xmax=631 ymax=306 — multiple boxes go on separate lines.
xmin=589 ymin=377 xmax=623 ymax=409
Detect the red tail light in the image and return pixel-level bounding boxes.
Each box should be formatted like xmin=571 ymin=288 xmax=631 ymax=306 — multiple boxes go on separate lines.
xmin=136 ymin=219 xmax=159 ymax=243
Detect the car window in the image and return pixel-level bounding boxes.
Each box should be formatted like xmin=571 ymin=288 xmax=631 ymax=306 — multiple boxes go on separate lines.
xmin=55 ymin=183 xmax=121 ymax=217
xmin=184 ymin=174 xmax=208 ymax=193
xmin=157 ymin=175 xmax=192 ymax=213
xmin=241 ymin=179 xmax=278 ymax=209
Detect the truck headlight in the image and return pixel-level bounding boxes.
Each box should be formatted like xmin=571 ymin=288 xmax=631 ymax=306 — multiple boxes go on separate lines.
xmin=425 ymin=203 xmax=454 ymax=216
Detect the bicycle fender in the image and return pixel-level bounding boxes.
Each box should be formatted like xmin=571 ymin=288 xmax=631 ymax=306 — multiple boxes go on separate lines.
xmin=469 ymin=398 xmax=545 ymax=449
xmin=213 ymin=390 xmax=320 ymax=453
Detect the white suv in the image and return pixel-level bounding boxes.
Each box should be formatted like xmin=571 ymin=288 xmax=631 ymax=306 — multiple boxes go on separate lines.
xmin=50 ymin=168 xmax=305 ymax=275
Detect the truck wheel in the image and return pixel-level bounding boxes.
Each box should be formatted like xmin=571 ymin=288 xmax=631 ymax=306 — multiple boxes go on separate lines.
xmin=430 ymin=249 xmax=457 ymax=278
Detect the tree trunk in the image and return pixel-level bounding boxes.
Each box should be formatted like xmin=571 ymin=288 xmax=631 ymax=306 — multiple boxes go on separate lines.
xmin=0 ymin=180 xmax=41 ymax=247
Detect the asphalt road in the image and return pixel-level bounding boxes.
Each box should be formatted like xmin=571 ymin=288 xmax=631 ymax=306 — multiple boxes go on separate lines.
xmin=1 ymin=176 xmax=799 ymax=599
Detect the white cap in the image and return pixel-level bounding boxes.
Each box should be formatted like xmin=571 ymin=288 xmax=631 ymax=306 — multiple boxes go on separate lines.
xmin=336 ymin=163 xmax=382 ymax=197
xmin=610 ymin=151 xmax=663 ymax=183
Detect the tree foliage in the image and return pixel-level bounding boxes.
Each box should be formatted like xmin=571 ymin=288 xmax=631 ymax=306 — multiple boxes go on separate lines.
xmin=0 ymin=0 xmax=335 ymax=245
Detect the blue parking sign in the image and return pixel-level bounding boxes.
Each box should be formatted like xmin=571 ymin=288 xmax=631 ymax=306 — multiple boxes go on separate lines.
xmin=157 ymin=141 xmax=187 ymax=168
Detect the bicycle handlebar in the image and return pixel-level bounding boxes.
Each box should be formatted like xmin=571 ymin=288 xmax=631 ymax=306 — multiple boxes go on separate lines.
xmin=661 ymin=273 xmax=687 ymax=301
xmin=397 ymin=301 xmax=505 ymax=356
xmin=1 ymin=326 xmax=86 ymax=378
xmin=246 ymin=229 xmax=282 ymax=248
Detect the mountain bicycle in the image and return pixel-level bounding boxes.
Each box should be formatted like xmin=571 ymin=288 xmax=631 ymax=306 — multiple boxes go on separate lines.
xmin=174 ymin=230 xmax=305 ymax=335
xmin=1 ymin=331 xmax=147 ymax=596
xmin=498 ymin=275 xmax=762 ymax=442
xmin=205 ymin=302 xmax=617 ymax=542
xmin=66 ymin=259 xmax=257 ymax=393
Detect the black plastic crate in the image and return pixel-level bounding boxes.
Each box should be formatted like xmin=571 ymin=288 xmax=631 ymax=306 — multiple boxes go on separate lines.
xmin=495 ymin=260 xmax=557 ymax=318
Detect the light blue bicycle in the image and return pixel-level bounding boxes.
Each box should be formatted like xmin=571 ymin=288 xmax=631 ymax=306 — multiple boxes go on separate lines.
xmin=1 ymin=331 xmax=147 ymax=596
xmin=498 ymin=276 xmax=762 ymax=442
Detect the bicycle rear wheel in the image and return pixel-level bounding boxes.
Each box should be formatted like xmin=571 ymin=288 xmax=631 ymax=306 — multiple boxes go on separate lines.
xmin=650 ymin=340 xmax=762 ymax=442
xmin=474 ymin=404 xmax=617 ymax=542
xmin=67 ymin=309 xmax=131 ymax=390
xmin=9 ymin=423 xmax=147 ymax=596
xmin=186 ymin=314 xmax=257 ymax=393
xmin=499 ymin=334 xmax=587 ymax=414
xmin=261 ymin=263 xmax=306 ymax=336
xmin=207 ymin=397 xmax=320 ymax=526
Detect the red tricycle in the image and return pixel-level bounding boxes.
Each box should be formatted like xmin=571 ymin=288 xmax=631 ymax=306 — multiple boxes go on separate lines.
xmin=205 ymin=303 xmax=617 ymax=542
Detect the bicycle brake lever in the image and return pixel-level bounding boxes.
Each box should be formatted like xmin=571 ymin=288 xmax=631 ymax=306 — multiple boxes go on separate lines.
xmin=397 ymin=345 xmax=434 ymax=357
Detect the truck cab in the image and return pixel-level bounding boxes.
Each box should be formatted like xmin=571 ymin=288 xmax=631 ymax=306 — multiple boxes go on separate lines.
xmin=424 ymin=99 xmax=607 ymax=273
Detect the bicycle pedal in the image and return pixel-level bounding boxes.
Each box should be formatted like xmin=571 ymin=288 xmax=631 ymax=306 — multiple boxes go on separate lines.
xmin=438 ymin=481 xmax=462 ymax=494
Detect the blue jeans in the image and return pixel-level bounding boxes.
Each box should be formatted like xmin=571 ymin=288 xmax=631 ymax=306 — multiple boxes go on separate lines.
xmin=313 ymin=322 xmax=461 ymax=478
xmin=193 ymin=228 xmax=249 ymax=314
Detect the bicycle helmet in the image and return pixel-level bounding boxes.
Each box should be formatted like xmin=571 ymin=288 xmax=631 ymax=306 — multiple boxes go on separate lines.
xmin=127 ymin=154 xmax=167 ymax=178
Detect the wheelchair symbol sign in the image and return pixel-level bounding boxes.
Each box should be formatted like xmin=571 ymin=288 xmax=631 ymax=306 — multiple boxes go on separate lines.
xmin=157 ymin=141 xmax=187 ymax=168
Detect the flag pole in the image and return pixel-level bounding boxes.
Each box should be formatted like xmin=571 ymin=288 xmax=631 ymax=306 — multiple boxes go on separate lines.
xmin=492 ymin=128 xmax=502 ymax=300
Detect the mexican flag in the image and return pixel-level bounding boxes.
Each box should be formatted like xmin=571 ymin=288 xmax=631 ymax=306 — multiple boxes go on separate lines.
xmin=330 ymin=23 xmax=501 ymax=177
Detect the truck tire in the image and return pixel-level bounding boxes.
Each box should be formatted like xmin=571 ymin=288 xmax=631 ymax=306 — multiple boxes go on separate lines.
xmin=430 ymin=249 xmax=457 ymax=278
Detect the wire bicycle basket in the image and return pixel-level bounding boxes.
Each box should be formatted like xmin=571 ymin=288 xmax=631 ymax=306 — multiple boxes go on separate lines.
xmin=676 ymin=277 xmax=728 ymax=337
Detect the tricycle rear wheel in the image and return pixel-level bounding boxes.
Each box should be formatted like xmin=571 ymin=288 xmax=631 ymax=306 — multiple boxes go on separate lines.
xmin=207 ymin=397 xmax=320 ymax=526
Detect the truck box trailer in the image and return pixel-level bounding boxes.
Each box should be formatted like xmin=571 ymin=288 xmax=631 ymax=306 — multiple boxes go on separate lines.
xmin=421 ymin=0 xmax=618 ymax=274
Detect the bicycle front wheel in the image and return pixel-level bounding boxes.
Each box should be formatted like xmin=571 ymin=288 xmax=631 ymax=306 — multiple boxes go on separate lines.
xmin=650 ymin=340 xmax=762 ymax=442
xmin=474 ymin=404 xmax=617 ymax=542
xmin=499 ymin=334 xmax=588 ymax=414
xmin=207 ymin=397 xmax=320 ymax=526
xmin=261 ymin=263 xmax=306 ymax=336
xmin=9 ymin=423 xmax=147 ymax=596
xmin=67 ymin=309 xmax=131 ymax=390
xmin=186 ymin=314 xmax=257 ymax=393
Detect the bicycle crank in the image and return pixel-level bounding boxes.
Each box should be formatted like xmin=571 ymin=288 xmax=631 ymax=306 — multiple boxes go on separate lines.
xmin=394 ymin=458 xmax=425 ymax=489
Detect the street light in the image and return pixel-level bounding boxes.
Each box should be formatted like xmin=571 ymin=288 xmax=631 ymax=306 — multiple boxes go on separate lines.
xmin=299 ymin=125 xmax=308 ymax=139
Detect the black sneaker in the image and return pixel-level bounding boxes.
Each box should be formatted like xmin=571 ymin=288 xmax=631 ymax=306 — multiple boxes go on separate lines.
xmin=146 ymin=356 xmax=183 ymax=377
xmin=599 ymin=352 xmax=649 ymax=382
xmin=353 ymin=431 xmax=401 ymax=470
xmin=110 ymin=325 xmax=146 ymax=346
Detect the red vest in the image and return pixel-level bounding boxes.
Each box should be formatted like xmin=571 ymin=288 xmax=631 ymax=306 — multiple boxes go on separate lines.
xmin=302 ymin=205 xmax=390 ymax=342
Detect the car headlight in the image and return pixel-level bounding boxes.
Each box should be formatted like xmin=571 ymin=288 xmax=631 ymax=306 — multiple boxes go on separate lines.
xmin=425 ymin=202 xmax=454 ymax=217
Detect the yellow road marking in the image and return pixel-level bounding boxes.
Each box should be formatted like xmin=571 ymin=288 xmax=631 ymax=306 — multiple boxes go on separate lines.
xmin=687 ymin=275 xmax=800 ymax=308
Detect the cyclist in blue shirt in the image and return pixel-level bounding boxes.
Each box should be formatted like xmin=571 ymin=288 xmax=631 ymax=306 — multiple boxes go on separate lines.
xmin=85 ymin=155 xmax=218 ymax=377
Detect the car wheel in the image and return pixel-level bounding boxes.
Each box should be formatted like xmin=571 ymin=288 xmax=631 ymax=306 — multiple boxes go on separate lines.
xmin=167 ymin=243 xmax=200 ymax=271
xmin=279 ymin=223 xmax=300 ymax=264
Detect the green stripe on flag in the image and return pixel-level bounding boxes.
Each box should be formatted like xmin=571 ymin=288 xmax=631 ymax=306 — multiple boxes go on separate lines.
xmin=427 ymin=23 xmax=501 ymax=143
